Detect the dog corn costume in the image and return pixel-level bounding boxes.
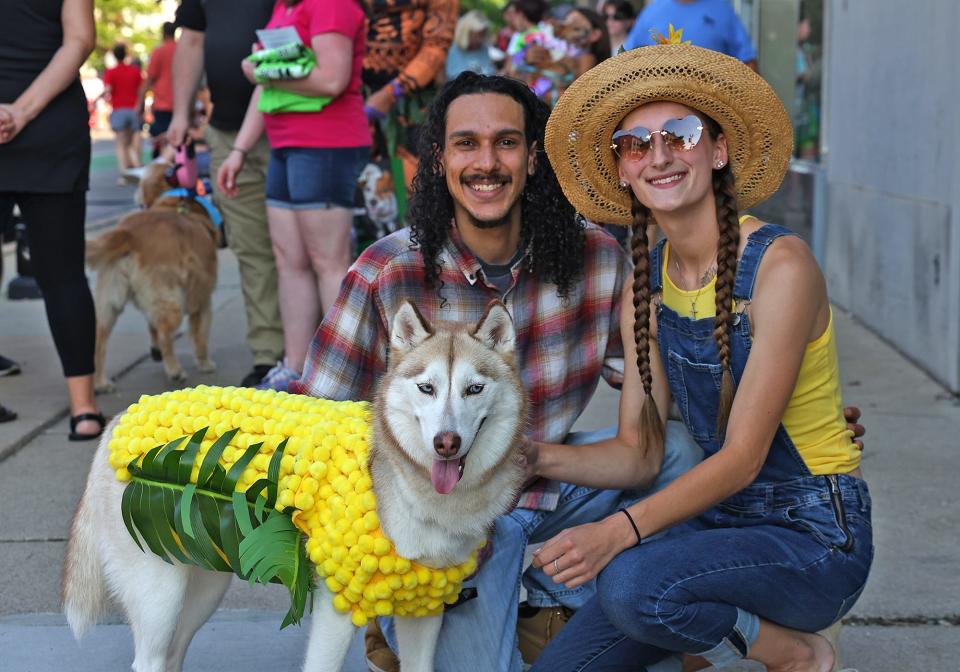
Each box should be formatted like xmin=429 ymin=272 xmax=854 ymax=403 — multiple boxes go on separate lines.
xmin=109 ymin=385 xmax=479 ymax=627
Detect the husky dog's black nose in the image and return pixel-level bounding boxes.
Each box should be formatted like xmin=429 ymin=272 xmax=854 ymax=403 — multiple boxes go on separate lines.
xmin=433 ymin=432 xmax=462 ymax=458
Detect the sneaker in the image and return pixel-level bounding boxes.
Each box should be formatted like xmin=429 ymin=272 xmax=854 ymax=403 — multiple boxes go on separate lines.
xmin=255 ymin=360 xmax=300 ymax=392
xmin=0 ymin=404 xmax=16 ymax=423
xmin=0 ymin=354 xmax=21 ymax=377
xmin=241 ymin=363 xmax=273 ymax=388
xmin=364 ymin=617 xmax=399 ymax=672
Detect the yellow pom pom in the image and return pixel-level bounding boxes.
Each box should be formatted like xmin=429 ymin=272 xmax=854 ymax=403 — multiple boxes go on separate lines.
xmin=333 ymin=595 xmax=351 ymax=613
xmin=373 ymin=538 xmax=392 ymax=556
xmin=374 ymin=600 xmax=394 ymax=617
xmin=351 ymin=610 xmax=368 ymax=627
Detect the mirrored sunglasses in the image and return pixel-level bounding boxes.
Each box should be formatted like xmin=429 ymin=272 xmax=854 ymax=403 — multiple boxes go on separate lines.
xmin=610 ymin=115 xmax=704 ymax=161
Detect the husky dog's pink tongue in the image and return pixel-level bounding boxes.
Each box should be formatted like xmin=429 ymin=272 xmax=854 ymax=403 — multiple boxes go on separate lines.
xmin=431 ymin=457 xmax=464 ymax=494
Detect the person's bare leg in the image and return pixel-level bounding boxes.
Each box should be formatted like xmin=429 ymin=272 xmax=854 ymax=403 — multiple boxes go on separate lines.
xmin=298 ymin=206 xmax=353 ymax=313
xmin=115 ymin=128 xmax=131 ymax=170
xmin=67 ymin=374 xmax=102 ymax=435
xmin=267 ymin=206 xmax=320 ymax=374
xmin=745 ymin=619 xmax=834 ymax=672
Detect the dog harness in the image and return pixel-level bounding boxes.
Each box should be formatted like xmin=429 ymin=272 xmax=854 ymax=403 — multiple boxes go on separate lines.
xmin=158 ymin=188 xmax=224 ymax=230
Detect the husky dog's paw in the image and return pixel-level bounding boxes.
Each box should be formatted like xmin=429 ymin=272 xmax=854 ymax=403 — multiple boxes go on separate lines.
xmin=196 ymin=358 xmax=216 ymax=374
xmin=94 ymin=377 xmax=116 ymax=394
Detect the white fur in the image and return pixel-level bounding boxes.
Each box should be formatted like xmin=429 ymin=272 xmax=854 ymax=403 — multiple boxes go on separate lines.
xmin=62 ymin=302 xmax=526 ymax=672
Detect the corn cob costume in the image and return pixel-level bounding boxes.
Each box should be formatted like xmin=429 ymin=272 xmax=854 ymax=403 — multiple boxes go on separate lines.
xmin=109 ymin=385 xmax=479 ymax=627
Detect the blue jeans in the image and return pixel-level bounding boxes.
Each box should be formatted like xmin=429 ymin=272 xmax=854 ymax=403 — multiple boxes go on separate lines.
xmin=265 ymin=145 xmax=369 ymax=210
xmin=530 ymin=474 xmax=874 ymax=671
xmin=380 ymin=420 xmax=705 ymax=672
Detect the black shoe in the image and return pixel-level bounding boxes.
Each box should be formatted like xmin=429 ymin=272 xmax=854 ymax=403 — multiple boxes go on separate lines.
xmin=0 ymin=404 xmax=16 ymax=423
xmin=0 ymin=354 xmax=21 ymax=377
xmin=241 ymin=364 xmax=273 ymax=388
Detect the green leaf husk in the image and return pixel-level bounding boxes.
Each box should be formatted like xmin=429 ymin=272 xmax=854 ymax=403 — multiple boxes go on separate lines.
xmin=121 ymin=428 xmax=313 ymax=627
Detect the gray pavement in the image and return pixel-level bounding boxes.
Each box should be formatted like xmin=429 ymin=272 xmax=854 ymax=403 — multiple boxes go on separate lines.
xmin=1 ymin=146 xmax=958 ymax=669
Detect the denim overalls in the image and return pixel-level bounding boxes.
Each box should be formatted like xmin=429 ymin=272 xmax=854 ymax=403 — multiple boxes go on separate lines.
xmin=531 ymin=225 xmax=874 ymax=671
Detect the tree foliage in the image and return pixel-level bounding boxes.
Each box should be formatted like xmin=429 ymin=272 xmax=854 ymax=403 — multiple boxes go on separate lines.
xmin=92 ymin=0 xmax=166 ymax=71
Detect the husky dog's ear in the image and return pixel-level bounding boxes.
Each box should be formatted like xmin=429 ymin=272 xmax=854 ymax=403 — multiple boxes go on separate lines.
xmin=391 ymin=301 xmax=434 ymax=352
xmin=473 ymin=301 xmax=516 ymax=356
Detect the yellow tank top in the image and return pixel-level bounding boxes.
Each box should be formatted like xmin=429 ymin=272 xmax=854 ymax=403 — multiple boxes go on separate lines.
xmin=661 ymin=242 xmax=860 ymax=475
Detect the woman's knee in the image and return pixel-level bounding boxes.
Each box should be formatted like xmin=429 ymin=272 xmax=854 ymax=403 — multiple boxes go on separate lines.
xmin=596 ymin=553 xmax=662 ymax=635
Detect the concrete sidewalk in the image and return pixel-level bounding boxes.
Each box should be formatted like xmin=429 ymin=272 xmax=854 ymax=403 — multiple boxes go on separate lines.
xmin=1 ymin=191 xmax=958 ymax=668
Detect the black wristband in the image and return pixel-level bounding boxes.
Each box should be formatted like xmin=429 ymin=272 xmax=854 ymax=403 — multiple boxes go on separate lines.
xmin=618 ymin=507 xmax=642 ymax=546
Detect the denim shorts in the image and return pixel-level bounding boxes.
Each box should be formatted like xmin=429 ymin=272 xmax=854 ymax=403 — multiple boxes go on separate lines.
xmin=266 ymin=146 xmax=369 ymax=210
xmin=109 ymin=108 xmax=138 ymax=133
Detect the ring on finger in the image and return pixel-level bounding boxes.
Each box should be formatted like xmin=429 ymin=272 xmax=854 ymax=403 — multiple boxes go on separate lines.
xmin=553 ymin=558 xmax=560 ymax=574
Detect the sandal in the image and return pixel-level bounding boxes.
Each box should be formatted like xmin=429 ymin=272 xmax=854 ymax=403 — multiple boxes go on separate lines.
xmin=69 ymin=411 xmax=107 ymax=441
xmin=0 ymin=404 xmax=16 ymax=423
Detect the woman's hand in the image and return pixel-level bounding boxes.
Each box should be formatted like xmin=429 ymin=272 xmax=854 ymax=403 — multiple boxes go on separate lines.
xmin=241 ymin=57 xmax=257 ymax=85
xmin=843 ymin=406 xmax=865 ymax=450
xmin=531 ymin=516 xmax=633 ymax=589
xmin=216 ymin=149 xmax=245 ymax=198
xmin=0 ymin=104 xmax=28 ymax=143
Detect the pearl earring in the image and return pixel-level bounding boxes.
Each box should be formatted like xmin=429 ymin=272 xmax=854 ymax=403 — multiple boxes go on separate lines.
xmin=715 ymin=161 xmax=724 ymax=168
xmin=619 ymin=180 xmax=628 ymax=188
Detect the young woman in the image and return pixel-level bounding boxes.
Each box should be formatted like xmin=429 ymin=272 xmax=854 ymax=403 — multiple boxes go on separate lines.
xmin=526 ymin=44 xmax=873 ymax=671
xmin=563 ymin=7 xmax=611 ymax=78
xmin=218 ymin=0 xmax=370 ymax=391
xmin=601 ymin=0 xmax=636 ymax=56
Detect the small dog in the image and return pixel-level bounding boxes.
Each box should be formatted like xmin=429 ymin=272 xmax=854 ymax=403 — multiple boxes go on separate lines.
xmin=357 ymin=162 xmax=400 ymax=239
xmin=63 ymin=301 xmax=528 ymax=672
xmin=87 ymin=161 xmax=219 ymax=391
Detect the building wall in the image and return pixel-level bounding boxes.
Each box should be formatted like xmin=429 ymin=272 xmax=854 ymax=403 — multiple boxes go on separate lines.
xmin=823 ymin=0 xmax=959 ymax=391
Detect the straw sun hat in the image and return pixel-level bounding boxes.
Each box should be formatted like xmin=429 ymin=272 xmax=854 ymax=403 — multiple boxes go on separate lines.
xmin=545 ymin=44 xmax=793 ymax=225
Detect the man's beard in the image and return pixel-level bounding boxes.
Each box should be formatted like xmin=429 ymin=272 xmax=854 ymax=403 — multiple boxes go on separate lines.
xmin=467 ymin=210 xmax=513 ymax=230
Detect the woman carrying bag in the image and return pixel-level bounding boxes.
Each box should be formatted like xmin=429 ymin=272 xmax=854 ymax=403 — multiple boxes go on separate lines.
xmin=218 ymin=0 xmax=370 ymax=392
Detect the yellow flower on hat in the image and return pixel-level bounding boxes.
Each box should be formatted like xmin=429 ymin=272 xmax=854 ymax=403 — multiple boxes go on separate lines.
xmin=650 ymin=23 xmax=691 ymax=46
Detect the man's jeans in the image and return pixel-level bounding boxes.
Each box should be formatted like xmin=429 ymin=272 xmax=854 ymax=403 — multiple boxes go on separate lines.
xmin=380 ymin=420 xmax=704 ymax=671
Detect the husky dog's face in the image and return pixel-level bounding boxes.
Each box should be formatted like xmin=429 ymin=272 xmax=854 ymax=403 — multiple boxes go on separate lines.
xmin=383 ymin=301 xmax=524 ymax=495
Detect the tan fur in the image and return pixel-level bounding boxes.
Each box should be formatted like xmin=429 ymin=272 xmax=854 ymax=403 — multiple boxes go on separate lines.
xmin=88 ymin=162 xmax=219 ymax=391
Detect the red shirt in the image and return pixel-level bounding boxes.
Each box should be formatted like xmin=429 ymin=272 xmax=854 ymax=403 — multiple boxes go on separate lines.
xmin=261 ymin=0 xmax=370 ymax=149
xmin=103 ymin=62 xmax=143 ymax=110
xmin=146 ymin=39 xmax=177 ymax=111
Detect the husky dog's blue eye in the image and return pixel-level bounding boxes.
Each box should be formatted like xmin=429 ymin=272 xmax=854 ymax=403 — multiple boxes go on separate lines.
xmin=465 ymin=384 xmax=484 ymax=395
xmin=417 ymin=383 xmax=434 ymax=395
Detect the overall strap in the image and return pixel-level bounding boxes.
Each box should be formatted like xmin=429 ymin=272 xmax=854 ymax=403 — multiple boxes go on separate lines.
xmin=649 ymin=237 xmax=667 ymax=293
xmin=733 ymin=224 xmax=798 ymax=302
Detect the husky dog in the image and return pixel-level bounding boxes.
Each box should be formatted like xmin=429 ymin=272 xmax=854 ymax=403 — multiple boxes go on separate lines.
xmin=62 ymin=301 xmax=528 ymax=672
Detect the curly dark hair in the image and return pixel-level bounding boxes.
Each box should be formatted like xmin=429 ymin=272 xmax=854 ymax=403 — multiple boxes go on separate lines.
xmin=408 ymin=71 xmax=585 ymax=300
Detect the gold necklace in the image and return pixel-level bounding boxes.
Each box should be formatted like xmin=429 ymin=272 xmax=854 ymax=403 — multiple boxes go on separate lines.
xmin=674 ymin=258 xmax=717 ymax=319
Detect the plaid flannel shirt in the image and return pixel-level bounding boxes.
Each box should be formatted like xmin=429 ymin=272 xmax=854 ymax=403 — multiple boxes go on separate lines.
xmin=292 ymin=223 xmax=628 ymax=510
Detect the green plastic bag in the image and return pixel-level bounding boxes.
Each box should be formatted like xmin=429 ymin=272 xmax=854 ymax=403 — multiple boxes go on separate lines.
xmin=252 ymin=43 xmax=332 ymax=114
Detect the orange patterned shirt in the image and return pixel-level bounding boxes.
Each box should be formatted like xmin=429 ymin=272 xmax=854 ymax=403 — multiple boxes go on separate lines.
xmin=363 ymin=0 xmax=458 ymax=95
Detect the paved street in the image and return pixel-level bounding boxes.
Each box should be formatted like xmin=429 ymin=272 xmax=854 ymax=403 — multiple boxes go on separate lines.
xmin=0 ymin=138 xmax=957 ymax=670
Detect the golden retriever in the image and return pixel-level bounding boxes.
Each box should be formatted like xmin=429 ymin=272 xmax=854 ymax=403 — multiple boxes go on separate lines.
xmin=87 ymin=161 xmax=218 ymax=392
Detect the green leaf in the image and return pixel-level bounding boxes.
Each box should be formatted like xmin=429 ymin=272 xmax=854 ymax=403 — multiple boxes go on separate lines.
xmin=119 ymin=425 xmax=314 ymax=629
xmin=197 ymin=429 xmax=238 ymax=486
xmin=239 ymin=510 xmax=314 ymax=627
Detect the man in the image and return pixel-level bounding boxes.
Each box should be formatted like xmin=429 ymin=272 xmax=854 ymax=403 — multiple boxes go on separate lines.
xmin=624 ymin=0 xmax=758 ymax=69
xmin=141 ymin=22 xmax=177 ymax=157
xmin=292 ymin=72 xmax=703 ymax=672
xmin=102 ymin=43 xmax=143 ymax=182
xmin=168 ymin=0 xmax=285 ymax=388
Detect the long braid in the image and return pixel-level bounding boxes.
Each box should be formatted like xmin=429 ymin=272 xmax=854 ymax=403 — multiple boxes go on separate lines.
xmin=713 ymin=166 xmax=740 ymax=434
xmin=629 ymin=193 xmax=665 ymax=454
